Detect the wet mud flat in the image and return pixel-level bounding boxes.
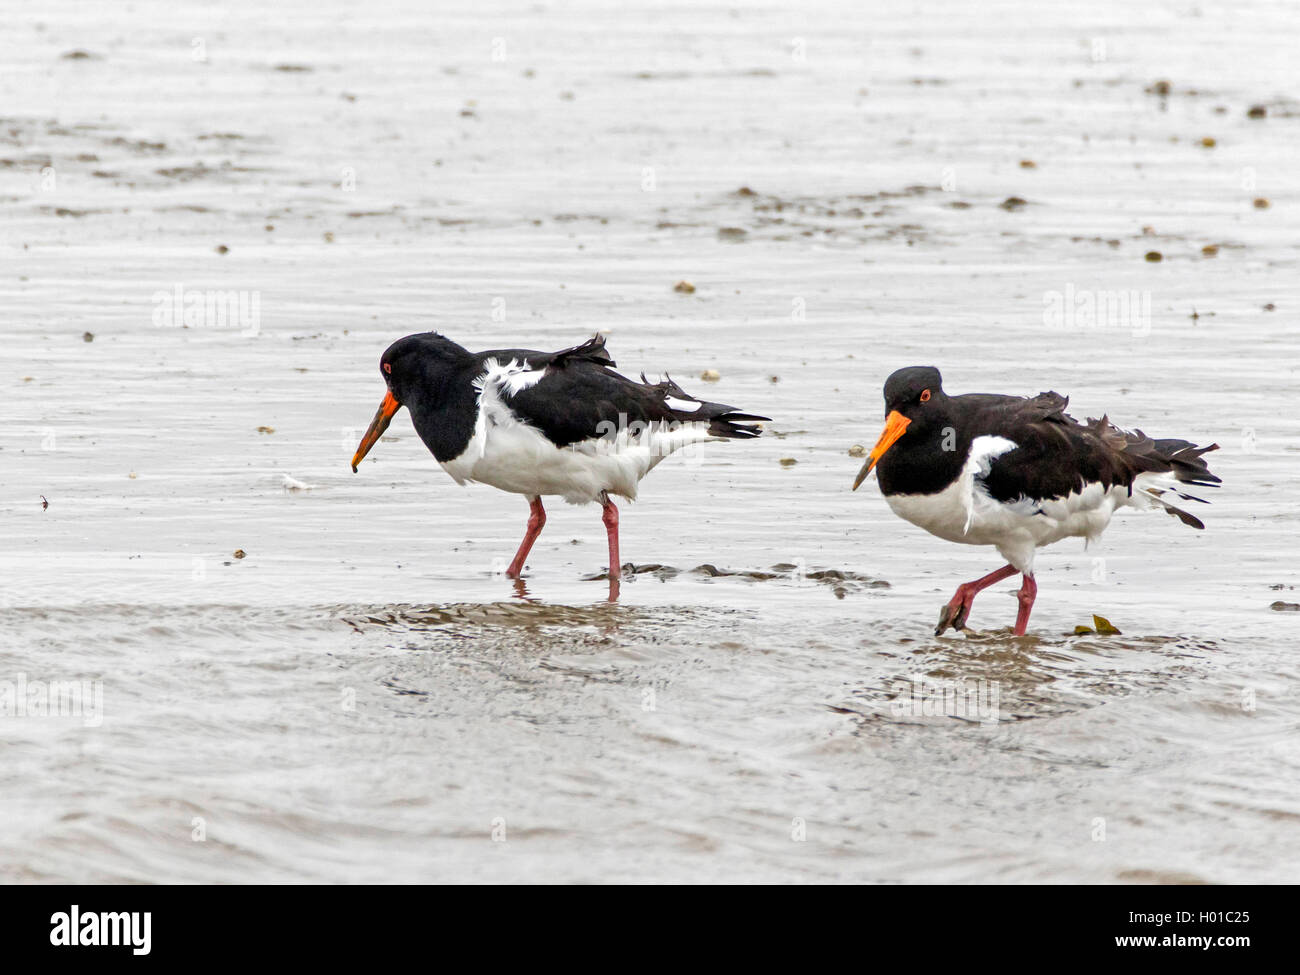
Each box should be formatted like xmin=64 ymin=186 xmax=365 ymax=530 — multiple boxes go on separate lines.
xmin=3 ymin=1 xmax=1300 ymax=882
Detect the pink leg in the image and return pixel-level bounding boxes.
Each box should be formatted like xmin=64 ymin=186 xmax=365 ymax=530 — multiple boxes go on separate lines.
xmin=936 ymin=563 xmax=1019 ymax=635
xmin=1012 ymin=573 xmax=1037 ymax=636
xmin=505 ymin=496 xmax=546 ymax=578
xmin=602 ymin=493 xmax=621 ymax=600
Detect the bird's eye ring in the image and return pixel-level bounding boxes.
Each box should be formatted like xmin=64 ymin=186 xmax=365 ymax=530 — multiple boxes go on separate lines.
xmin=920 ymin=388 xmax=931 ymax=403
xmin=383 ymin=363 xmax=392 ymax=375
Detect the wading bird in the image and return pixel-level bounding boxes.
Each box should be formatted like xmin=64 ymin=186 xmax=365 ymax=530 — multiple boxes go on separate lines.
xmin=351 ymin=333 xmax=768 ymax=598
xmin=853 ymin=366 xmax=1219 ymax=636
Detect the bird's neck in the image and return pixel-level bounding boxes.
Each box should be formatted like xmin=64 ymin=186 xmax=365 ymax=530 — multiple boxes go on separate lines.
xmin=876 ymin=418 xmax=970 ymax=496
xmin=405 ymin=361 xmax=480 ymax=462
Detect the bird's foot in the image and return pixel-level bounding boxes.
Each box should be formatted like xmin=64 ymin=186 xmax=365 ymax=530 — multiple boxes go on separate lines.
xmin=935 ymin=599 xmax=971 ymax=636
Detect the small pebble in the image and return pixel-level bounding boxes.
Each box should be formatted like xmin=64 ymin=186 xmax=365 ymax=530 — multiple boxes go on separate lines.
xmin=323 ymin=231 xmax=335 ymax=242
xmin=1247 ymin=105 xmax=1267 ymax=119
xmin=82 ymin=331 xmax=94 ymax=342
xmin=233 ymin=549 xmax=247 ymax=560
xmin=673 ymin=280 xmax=696 ymax=294
xmin=779 ymin=457 xmax=797 ymax=467
xmin=1199 ymin=136 xmax=1216 ymax=148
xmin=1144 ymin=251 xmax=1163 ymax=262
xmin=1201 ymin=244 xmax=1219 ymax=257
xmin=1019 ymin=159 xmax=1036 ymax=169
xmin=700 ymin=369 xmax=720 ymax=382
xmin=1148 ymin=80 xmax=1172 ymax=96
xmin=999 ymin=196 xmax=1027 ymax=211
xmin=215 ymin=244 xmax=228 ymax=254
xmin=257 ymin=425 xmax=275 ymax=434
xmin=847 ymin=444 xmax=867 ymax=458
xmin=1253 ymin=197 xmax=1270 ymax=209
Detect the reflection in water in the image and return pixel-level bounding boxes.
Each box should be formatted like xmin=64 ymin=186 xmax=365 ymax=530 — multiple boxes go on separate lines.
xmin=341 ymin=599 xmax=635 ymax=633
xmin=0 ymin=587 xmax=1290 ymax=883
xmin=833 ymin=629 xmax=1227 ymax=753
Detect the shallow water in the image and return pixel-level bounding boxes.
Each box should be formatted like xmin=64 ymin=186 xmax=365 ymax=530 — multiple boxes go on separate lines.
xmin=3 ymin=0 xmax=1299 ymax=882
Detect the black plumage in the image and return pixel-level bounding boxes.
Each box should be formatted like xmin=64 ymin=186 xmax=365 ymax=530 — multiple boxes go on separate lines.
xmin=855 ymin=365 xmax=1221 ymax=636
xmin=379 ymin=332 xmax=765 ymax=459
xmin=350 ymin=331 xmax=769 ymax=598
xmin=870 ymin=366 xmax=1219 ymax=521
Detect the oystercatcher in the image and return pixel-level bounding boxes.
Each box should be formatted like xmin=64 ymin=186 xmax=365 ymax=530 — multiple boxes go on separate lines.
xmin=852 ymin=366 xmax=1220 ymax=636
xmin=350 ymin=332 xmax=768 ymax=596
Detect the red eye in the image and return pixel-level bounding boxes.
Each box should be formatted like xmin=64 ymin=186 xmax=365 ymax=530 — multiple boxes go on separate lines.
xmin=920 ymin=389 xmax=931 ymax=402
xmin=383 ymin=363 xmax=392 ymax=375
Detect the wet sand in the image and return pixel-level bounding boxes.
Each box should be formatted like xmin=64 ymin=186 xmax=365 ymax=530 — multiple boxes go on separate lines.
xmin=3 ymin=1 xmax=1299 ymax=882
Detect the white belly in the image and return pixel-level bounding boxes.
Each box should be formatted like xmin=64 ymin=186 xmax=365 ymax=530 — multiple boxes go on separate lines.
xmin=883 ymin=435 xmax=1138 ymax=572
xmin=440 ymin=402 xmax=721 ymax=504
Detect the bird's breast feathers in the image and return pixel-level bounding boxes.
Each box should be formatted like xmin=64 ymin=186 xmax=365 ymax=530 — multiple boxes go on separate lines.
xmin=885 ymin=434 xmax=1135 ymax=554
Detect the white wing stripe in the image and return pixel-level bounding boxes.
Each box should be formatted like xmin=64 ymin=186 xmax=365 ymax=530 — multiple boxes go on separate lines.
xmin=964 ymin=436 xmax=1018 ymax=534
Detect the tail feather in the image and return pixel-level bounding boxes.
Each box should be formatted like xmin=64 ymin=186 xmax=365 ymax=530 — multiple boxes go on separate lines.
xmin=639 ymin=371 xmax=769 ymax=439
xmin=1087 ymin=416 xmax=1220 ymax=528
xmin=705 ymin=411 xmax=767 ymax=439
xmin=1144 ymin=488 xmax=1208 ymax=530
xmin=1152 ymin=437 xmax=1221 ymax=489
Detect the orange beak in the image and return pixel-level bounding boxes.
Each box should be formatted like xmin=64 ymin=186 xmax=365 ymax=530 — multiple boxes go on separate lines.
xmin=350 ymin=390 xmax=401 ymax=472
xmin=852 ymin=410 xmax=911 ymax=490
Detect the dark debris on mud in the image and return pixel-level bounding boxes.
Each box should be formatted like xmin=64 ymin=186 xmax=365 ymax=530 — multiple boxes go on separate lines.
xmin=581 ymin=562 xmax=889 ymax=598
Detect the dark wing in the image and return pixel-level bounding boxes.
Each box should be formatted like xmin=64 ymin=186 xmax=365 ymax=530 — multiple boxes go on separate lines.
xmin=491 ymin=334 xmax=768 ymax=447
xmin=544 ymin=333 xmax=617 ymax=370
xmin=968 ymin=392 xmax=1219 ymax=528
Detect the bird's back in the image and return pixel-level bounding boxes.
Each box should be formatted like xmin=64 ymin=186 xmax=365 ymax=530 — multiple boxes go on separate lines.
xmin=479 ymin=334 xmax=765 ymax=448
xmin=433 ymin=334 xmax=768 ymax=503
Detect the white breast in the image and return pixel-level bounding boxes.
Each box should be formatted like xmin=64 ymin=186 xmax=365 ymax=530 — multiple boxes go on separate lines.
xmin=885 ymin=435 xmax=1018 ymax=542
xmin=884 ymin=435 xmax=1135 ymax=573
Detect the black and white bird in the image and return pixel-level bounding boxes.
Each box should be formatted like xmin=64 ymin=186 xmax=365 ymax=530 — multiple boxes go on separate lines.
xmin=853 ymin=366 xmax=1220 ymax=636
xmin=350 ymin=332 xmax=768 ymax=596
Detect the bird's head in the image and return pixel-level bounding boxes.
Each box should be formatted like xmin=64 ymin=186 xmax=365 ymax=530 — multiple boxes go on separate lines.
xmin=350 ymin=332 xmax=466 ymax=472
xmin=852 ymin=366 xmax=945 ymax=489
